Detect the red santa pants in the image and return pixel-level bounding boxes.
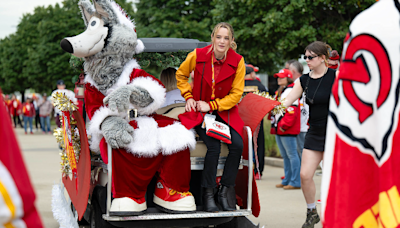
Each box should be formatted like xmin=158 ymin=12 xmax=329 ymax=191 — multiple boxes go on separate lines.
xmin=111 ymin=148 xmax=191 ymax=199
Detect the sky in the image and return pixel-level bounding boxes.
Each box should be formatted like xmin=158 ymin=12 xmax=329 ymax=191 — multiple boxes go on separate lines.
xmin=0 ymin=0 xmax=65 ymax=39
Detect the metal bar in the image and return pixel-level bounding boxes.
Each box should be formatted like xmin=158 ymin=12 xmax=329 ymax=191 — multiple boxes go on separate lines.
xmin=245 ymin=126 xmax=253 ymax=211
xmin=103 ymin=209 xmax=251 ymax=221
xmin=106 ymin=144 xmax=112 ymax=216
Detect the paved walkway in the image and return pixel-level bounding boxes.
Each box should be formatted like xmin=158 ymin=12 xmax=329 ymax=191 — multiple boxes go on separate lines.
xmin=14 ymin=127 xmax=322 ymax=228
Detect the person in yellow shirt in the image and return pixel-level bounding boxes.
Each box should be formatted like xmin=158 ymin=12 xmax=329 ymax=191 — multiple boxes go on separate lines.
xmin=176 ymin=22 xmax=246 ymax=212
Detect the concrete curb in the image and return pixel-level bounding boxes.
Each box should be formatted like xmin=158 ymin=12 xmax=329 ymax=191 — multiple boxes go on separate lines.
xmin=264 ymin=157 xmax=322 ymax=170
xmin=264 ymin=157 xmax=284 ymax=168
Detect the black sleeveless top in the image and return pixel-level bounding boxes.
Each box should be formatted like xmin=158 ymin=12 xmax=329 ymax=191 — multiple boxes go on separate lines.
xmin=300 ymin=68 xmax=336 ymax=127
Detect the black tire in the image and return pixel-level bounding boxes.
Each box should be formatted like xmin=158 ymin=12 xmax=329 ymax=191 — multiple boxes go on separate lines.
xmin=216 ymin=217 xmax=259 ymax=228
xmin=216 ymin=217 xmax=239 ymax=228
xmin=90 ymin=186 xmax=117 ymax=228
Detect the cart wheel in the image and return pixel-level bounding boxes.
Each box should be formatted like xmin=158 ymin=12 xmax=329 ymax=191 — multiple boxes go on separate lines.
xmin=216 ymin=217 xmax=259 ymax=228
xmin=216 ymin=217 xmax=239 ymax=228
xmin=90 ymin=186 xmax=116 ymax=228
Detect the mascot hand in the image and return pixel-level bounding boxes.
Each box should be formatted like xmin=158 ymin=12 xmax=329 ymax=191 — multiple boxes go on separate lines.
xmin=129 ymin=86 xmax=154 ymax=108
xmin=101 ymin=116 xmax=134 ymax=148
xmin=104 ymin=85 xmax=154 ymax=112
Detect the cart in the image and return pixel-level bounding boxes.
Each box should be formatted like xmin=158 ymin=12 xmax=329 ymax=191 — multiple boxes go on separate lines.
xmin=58 ymin=38 xmax=278 ymax=228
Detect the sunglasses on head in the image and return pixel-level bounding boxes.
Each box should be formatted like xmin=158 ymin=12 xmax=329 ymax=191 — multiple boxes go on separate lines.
xmin=303 ymin=55 xmax=318 ymax=60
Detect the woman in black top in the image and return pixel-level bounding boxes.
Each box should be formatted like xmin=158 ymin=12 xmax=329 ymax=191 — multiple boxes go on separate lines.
xmin=283 ymin=41 xmax=336 ymax=228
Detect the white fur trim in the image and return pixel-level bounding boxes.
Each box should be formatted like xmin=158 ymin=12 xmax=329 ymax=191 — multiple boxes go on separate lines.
xmin=135 ymin=39 xmax=145 ymax=54
xmin=159 ymin=123 xmax=196 ymax=155
xmin=84 ymin=59 xmax=140 ymax=95
xmin=126 ymin=117 xmax=160 ymax=157
xmin=129 ymin=77 xmax=166 ymax=115
xmin=124 ymin=117 xmax=196 ymax=157
xmin=51 ymin=183 xmax=79 ymax=228
xmin=87 ymin=106 xmax=119 ymax=152
xmin=110 ymin=1 xmax=135 ymax=30
xmin=106 ymin=59 xmax=141 ymax=96
xmin=84 ymin=73 xmax=100 ymax=92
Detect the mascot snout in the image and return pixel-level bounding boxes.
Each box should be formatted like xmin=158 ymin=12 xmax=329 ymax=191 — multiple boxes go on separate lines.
xmin=60 ymin=39 xmax=73 ymax=53
xmin=60 ymin=16 xmax=108 ymax=58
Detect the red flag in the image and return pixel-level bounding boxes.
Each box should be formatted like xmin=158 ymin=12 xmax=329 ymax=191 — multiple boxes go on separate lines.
xmin=322 ymin=1 xmax=400 ymax=227
xmin=0 ymin=91 xmax=44 ymax=228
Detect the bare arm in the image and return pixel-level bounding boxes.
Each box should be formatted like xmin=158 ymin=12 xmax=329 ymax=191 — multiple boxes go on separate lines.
xmin=283 ymin=79 xmax=303 ymax=107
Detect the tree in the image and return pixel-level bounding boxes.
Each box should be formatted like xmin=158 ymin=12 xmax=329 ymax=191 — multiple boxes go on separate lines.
xmin=0 ymin=0 xmax=135 ymax=95
xmin=134 ymin=0 xmax=213 ymax=42
xmin=23 ymin=1 xmax=85 ymax=94
xmin=212 ymin=0 xmax=376 ymax=75
xmin=0 ymin=34 xmax=27 ymax=95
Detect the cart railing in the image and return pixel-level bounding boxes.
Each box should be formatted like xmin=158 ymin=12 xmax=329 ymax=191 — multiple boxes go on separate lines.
xmin=105 ymin=126 xmax=253 ymax=220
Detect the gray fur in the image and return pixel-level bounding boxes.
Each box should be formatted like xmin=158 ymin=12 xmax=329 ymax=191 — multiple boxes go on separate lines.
xmin=101 ymin=116 xmax=134 ymax=148
xmin=129 ymin=86 xmax=154 ymax=108
xmin=104 ymin=85 xmax=153 ymax=112
xmin=78 ymin=0 xmax=96 ymax=25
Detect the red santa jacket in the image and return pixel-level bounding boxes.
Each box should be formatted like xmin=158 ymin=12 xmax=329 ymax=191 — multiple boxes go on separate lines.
xmin=84 ymin=59 xmax=195 ymax=157
xmin=269 ymin=84 xmax=300 ymax=136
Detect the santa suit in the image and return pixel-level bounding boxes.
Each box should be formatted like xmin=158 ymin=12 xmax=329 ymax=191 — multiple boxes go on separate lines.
xmin=84 ymin=59 xmax=195 ymax=200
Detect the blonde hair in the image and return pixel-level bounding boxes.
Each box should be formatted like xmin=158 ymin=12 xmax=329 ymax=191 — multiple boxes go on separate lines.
xmin=160 ymin=67 xmax=178 ymax=92
xmin=208 ymin=22 xmax=237 ymax=58
xmin=305 ymin=41 xmax=332 ymax=66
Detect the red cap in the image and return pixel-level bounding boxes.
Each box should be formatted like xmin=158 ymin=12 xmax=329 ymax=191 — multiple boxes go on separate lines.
xmin=274 ymin=69 xmax=293 ymax=78
xmin=246 ymin=64 xmax=259 ymax=72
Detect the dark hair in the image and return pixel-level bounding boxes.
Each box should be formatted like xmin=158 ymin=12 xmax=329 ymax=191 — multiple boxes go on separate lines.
xmin=160 ymin=67 xmax=178 ymax=92
xmin=305 ymin=41 xmax=332 ymax=65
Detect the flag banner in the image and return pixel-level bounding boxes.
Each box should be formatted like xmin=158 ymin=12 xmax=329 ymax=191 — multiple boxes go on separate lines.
xmin=0 ymin=91 xmax=44 ymax=228
xmin=52 ymin=92 xmax=91 ymax=220
xmin=322 ymin=1 xmax=400 ymax=227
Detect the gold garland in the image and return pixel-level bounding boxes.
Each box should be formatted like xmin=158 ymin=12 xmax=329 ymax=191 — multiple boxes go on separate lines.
xmin=52 ymin=93 xmax=81 ymax=175
xmin=252 ymin=91 xmax=286 ymax=116
xmin=52 ymin=92 xmax=78 ymax=112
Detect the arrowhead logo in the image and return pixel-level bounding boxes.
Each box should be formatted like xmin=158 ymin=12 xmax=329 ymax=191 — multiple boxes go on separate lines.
xmin=330 ymin=33 xmax=400 ymax=165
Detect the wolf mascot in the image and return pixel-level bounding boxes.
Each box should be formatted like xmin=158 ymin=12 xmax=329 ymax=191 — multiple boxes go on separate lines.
xmin=60 ymin=0 xmax=196 ymax=215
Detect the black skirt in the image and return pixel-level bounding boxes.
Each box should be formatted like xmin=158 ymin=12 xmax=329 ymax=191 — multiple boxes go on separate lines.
xmin=303 ymin=125 xmax=327 ymax=152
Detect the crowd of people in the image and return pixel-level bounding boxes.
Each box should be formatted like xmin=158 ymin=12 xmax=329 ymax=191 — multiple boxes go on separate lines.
xmin=2 ymin=79 xmax=76 ymax=135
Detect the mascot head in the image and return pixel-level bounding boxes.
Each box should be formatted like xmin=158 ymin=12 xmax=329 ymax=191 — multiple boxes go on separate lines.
xmin=60 ymin=0 xmax=144 ymax=58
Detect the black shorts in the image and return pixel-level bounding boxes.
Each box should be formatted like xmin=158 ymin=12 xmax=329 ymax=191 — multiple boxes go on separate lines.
xmin=303 ymin=125 xmax=327 ymax=152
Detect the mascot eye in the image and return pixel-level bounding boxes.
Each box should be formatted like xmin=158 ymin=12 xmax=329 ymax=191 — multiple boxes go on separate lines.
xmin=88 ymin=17 xmax=101 ymax=30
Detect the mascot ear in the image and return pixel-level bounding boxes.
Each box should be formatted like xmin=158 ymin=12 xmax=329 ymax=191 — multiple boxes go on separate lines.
xmin=93 ymin=0 xmax=110 ymax=19
xmin=135 ymin=39 xmax=145 ymax=54
xmin=78 ymin=0 xmax=95 ymax=26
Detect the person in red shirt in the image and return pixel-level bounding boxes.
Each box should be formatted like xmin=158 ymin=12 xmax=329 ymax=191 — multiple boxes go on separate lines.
xmin=270 ymin=69 xmax=301 ymax=190
xmin=22 ymin=97 xmax=35 ymax=134
xmin=9 ymin=94 xmax=23 ymax=128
